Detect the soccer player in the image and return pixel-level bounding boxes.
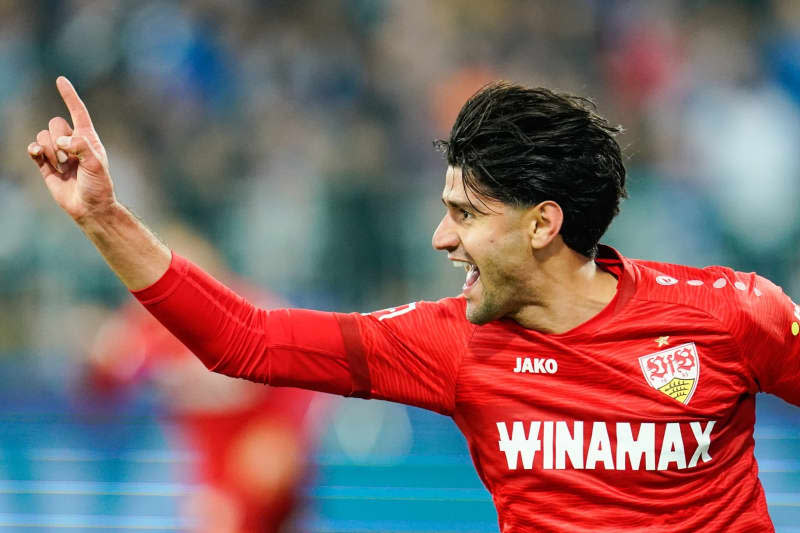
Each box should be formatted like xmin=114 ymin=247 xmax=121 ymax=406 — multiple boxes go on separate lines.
xmin=85 ymin=224 xmax=326 ymax=533
xmin=28 ymin=77 xmax=799 ymax=532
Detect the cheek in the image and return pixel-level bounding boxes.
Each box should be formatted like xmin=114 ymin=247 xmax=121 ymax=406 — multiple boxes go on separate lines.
xmin=461 ymin=229 xmax=492 ymax=255
xmin=472 ymin=227 xmax=501 ymax=249
xmin=465 ymin=223 xmax=527 ymax=273
xmin=490 ymin=234 xmax=531 ymax=278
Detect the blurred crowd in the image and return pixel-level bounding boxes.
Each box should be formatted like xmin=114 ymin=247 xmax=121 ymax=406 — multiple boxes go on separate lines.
xmin=2 ymin=0 xmax=800 ymax=363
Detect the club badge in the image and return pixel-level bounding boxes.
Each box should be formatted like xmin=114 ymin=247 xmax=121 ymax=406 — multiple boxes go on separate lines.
xmin=638 ymin=342 xmax=700 ymax=405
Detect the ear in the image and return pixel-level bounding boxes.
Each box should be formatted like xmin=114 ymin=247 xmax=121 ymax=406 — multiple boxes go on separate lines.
xmin=528 ymin=201 xmax=564 ymax=250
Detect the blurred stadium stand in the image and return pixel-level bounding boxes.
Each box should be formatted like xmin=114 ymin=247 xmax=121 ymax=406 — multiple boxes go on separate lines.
xmin=2 ymin=0 xmax=800 ymax=530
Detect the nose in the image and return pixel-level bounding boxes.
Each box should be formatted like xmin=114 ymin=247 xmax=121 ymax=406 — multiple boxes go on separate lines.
xmin=432 ymin=214 xmax=459 ymax=251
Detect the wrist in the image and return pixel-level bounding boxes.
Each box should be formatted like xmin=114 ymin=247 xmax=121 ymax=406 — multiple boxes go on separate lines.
xmin=74 ymin=201 xmax=127 ymax=231
xmin=73 ymin=200 xmax=172 ymax=291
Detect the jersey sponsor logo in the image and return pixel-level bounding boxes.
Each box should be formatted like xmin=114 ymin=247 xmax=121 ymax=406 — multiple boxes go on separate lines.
xmin=496 ymin=420 xmax=715 ymax=471
xmin=513 ymin=357 xmax=557 ymax=374
xmin=638 ymin=342 xmax=700 ymax=405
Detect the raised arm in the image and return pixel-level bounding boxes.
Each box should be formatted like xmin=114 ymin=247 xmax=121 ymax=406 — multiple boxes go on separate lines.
xmin=27 ymin=77 xmax=469 ymax=413
xmin=27 ymin=76 xmax=170 ymax=290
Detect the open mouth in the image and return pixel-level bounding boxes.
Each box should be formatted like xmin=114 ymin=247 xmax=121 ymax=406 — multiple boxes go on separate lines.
xmin=453 ymin=261 xmax=480 ymax=291
xmin=464 ymin=263 xmax=480 ymax=290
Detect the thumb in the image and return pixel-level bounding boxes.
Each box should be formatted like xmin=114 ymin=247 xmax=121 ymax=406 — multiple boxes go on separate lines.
xmin=57 ymin=135 xmax=107 ymax=177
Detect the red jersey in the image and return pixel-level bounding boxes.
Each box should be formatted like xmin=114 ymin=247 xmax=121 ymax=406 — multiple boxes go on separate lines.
xmin=133 ymin=245 xmax=800 ymax=532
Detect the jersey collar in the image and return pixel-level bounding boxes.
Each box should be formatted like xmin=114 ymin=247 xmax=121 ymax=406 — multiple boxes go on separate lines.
xmin=594 ymin=244 xmax=638 ymax=322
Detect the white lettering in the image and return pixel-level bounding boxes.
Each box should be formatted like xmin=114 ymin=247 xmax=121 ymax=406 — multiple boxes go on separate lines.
xmin=687 ymin=421 xmax=715 ymax=467
xmin=657 ymin=423 xmax=686 ymax=470
xmin=512 ymin=357 xmax=558 ymax=374
xmin=555 ymin=421 xmax=583 ymax=469
xmin=497 ymin=420 xmax=715 ymax=471
xmin=522 ymin=358 xmax=534 ymax=373
xmin=497 ymin=421 xmax=541 ymax=470
xmin=585 ymin=422 xmax=614 ymax=469
xmin=542 ymin=421 xmax=554 ymax=469
xmin=616 ymin=423 xmax=655 ymax=471
xmin=377 ymin=302 xmax=416 ymax=321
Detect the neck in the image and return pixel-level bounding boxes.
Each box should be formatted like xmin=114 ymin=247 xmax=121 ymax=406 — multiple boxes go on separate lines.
xmin=510 ymin=247 xmax=619 ymax=334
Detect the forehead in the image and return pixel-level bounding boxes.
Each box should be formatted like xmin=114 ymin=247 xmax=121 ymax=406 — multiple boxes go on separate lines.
xmin=443 ymin=166 xmax=473 ymax=202
xmin=442 ymin=165 xmax=502 ymax=211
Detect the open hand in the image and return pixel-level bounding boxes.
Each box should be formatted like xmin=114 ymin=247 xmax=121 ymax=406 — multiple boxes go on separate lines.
xmin=27 ymin=77 xmax=115 ymax=221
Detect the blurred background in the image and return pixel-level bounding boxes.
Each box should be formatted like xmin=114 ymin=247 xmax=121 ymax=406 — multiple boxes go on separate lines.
xmin=1 ymin=0 xmax=799 ymax=531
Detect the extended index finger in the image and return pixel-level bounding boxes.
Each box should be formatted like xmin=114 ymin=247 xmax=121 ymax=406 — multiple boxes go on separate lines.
xmin=56 ymin=76 xmax=94 ymax=130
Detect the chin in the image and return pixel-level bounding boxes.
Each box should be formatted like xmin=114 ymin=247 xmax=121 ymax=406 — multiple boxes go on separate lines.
xmin=465 ymin=301 xmax=498 ymax=325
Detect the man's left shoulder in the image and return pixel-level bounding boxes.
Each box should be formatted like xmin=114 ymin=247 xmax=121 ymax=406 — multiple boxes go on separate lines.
xmin=631 ymin=257 xmax=736 ymax=289
xmin=627 ymin=256 xmax=782 ymax=320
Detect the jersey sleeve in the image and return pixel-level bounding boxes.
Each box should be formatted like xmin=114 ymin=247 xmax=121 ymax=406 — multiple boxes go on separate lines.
xmin=336 ymin=298 xmax=473 ymax=414
xmin=132 ymin=252 xmax=472 ymax=415
xmin=725 ymin=271 xmax=800 ymax=406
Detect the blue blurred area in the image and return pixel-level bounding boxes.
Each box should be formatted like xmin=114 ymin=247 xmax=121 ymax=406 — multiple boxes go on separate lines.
xmin=0 ymin=358 xmax=797 ymax=532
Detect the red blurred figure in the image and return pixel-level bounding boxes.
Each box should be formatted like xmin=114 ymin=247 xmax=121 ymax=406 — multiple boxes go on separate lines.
xmin=86 ymin=224 xmax=327 ymax=533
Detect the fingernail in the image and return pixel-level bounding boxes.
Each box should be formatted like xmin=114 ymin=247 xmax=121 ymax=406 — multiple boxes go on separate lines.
xmin=56 ymin=136 xmax=71 ymax=149
xmin=30 ymin=145 xmax=41 ymax=155
xmin=57 ymin=150 xmax=68 ymax=163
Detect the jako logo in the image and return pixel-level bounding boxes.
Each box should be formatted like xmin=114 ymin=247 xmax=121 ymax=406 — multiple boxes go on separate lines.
xmin=514 ymin=357 xmax=558 ymax=374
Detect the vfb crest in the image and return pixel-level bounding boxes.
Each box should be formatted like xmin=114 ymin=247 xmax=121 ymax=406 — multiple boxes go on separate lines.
xmin=638 ymin=342 xmax=700 ymax=405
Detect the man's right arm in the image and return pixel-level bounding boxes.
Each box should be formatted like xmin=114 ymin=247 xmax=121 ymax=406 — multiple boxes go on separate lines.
xmin=28 ymin=77 xmax=472 ymax=413
xmin=28 ymin=77 xmax=171 ymax=291
xmin=133 ymin=251 xmax=471 ymax=413
xmin=132 ymin=252 xmax=356 ymax=396
xmin=28 ymin=77 xmax=358 ymax=396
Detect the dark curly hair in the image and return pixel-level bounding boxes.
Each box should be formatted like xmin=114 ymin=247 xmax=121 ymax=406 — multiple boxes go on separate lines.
xmin=435 ymin=82 xmax=627 ymax=258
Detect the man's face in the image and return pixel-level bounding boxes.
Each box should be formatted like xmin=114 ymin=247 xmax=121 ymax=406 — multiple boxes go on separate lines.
xmin=432 ymin=166 xmax=537 ymax=324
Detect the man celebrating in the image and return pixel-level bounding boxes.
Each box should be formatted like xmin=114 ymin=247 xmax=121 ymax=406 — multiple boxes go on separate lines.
xmin=29 ymin=77 xmax=798 ymax=532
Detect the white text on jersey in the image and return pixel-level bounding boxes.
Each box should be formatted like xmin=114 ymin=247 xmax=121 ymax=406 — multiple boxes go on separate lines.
xmin=496 ymin=420 xmax=715 ymax=471
xmin=513 ymin=357 xmax=558 ymax=374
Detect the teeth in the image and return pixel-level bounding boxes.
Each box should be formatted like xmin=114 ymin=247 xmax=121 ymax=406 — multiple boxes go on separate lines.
xmin=463 ymin=263 xmax=480 ymax=289
xmin=450 ymin=260 xmax=476 ymax=273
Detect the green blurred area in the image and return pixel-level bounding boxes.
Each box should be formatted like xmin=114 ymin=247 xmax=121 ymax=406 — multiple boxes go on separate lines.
xmin=2 ymin=0 xmax=800 ymax=353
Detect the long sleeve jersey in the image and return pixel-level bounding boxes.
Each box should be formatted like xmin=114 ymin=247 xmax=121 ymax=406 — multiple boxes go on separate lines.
xmin=133 ymin=245 xmax=800 ymax=532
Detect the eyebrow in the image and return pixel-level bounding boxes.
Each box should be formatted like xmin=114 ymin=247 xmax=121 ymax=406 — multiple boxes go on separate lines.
xmin=441 ymin=197 xmax=473 ymax=211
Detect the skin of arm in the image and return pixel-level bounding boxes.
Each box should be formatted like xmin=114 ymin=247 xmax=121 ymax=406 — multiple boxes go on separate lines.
xmin=75 ymin=203 xmax=171 ymax=291
xmin=27 ymin=77 xmax=170 ymax=291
